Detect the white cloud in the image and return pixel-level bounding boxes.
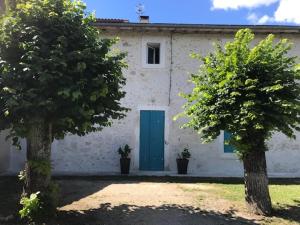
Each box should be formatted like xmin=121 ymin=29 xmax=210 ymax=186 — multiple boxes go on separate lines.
xmin=252 ymin=0 xmax=300 ymax=24
xmin=258 ymin=15 xmax=273 ymax=24
xmin=274 ymin=0 xmax=300 ymax=24
xmin=211 ymin=0 xmax=279 ymax=10
xmin=212 ymin=0 xmax=300 ymax=24
xmin=247 ymin=13 xmax=273 ymax=24
xmin=247 ymin=13 xmax=259 ymax=23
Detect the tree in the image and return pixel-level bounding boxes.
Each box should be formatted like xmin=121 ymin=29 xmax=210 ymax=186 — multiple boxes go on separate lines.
xmin=178 ymin=29 xmax=300 ymax=215
xmin=0 ymin=0 xmax=16 ymax=14
xmin=0 ymin=0 xmax=127 ymax=214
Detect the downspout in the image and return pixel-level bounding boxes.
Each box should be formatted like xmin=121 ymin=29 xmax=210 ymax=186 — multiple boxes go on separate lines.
xmin=168 ymin=32 xmax=173 ymax=106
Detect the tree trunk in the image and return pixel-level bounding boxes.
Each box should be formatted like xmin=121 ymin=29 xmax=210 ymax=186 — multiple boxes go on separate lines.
xmin=243 ymin=150 xmax=272 ymax=215
xmin=0 ymin=0 xmax=5 ymax=15
xmin=5 ymin=0 xmax=16 ymax=10
xmin=25 ymin=118 xmax=52 ymax=195
xmin=0 ymin=0 xmax=16 ymax=14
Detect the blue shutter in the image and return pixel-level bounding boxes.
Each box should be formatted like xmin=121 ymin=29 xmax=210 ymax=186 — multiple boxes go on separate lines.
xmin=224 ymin=131 xmax=235 ymax=153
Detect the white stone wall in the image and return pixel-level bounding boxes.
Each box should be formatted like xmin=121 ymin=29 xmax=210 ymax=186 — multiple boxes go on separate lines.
xmin=3 ymin=30 xmax=300 ymax=177
xmin=0 ymin=130 xmax=10 ymax=173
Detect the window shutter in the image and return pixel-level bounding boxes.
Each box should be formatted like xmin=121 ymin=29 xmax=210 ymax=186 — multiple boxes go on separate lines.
xmin=224 ymin=131 xmax=235 ymax=153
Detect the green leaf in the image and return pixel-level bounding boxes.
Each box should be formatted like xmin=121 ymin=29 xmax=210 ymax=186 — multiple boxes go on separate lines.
xmin=0 ymin=0 xmax=128 ymax=143
xmin=176 ymin=28 xmax=300 ymax=158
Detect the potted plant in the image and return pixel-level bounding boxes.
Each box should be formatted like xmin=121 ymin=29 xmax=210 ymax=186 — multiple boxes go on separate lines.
xmin=118 ymin=144 xmax=131 ymax=174
xmin=176 ymin=148 xmax=191 ymax=174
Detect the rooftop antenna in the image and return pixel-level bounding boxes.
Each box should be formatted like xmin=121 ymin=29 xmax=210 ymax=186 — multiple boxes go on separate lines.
xmin=136 ymin=3 xmax=145 ymax=17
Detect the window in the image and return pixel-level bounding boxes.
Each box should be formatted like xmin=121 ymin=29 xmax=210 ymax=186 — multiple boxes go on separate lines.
xmin=224 ymin=131 xmax=235 ymax=153
xmin=147 ymin=43 xmax=160 ymax=64
xmin=142 ymin=38 xmax=165 ymax=68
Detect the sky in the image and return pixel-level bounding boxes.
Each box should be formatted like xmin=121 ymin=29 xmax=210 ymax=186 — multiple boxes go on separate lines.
xmin=84 ymin=0 xmax=300 ymax=25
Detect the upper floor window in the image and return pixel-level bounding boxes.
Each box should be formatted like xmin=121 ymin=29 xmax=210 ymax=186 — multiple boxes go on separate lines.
xmin=147 ymin=43 xmax=160 ymax=64
xmin=142 ymin=37 xmax=165 ymax=68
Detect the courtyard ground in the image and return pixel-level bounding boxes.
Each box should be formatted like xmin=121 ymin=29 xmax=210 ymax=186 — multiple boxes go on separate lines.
xmin=0 ymin=176 xmax=299 ymax=225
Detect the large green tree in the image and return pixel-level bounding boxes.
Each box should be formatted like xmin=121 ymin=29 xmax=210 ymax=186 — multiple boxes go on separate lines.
xmin=178 ymin=29 xmax=300 ymax=215
xmin=0 ymin=0 xmax=127 ymax=211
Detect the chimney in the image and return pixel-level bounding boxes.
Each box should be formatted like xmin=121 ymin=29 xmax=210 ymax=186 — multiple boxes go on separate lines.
xmin=139 ymin=15 xmax=149 ymax=23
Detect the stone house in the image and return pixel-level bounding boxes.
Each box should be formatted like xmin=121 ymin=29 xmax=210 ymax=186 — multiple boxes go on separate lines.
xmin=1 ymin=17 xmax=300 ymax=177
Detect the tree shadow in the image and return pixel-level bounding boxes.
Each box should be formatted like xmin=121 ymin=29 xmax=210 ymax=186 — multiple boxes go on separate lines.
xmin=0 ymin=176 xmax=22 ymax=216
xmin=1 ymin=176 xmax=300 ymax=225
xmin=273 ymin=200 xmax=300 ymax=223
xmin=50 ymin=177 xmax=300 ymax=225
xmin=55 ymin=203 xmax=259 ymax=225
xmin=57 ymin=178 xmax=115 ymax=207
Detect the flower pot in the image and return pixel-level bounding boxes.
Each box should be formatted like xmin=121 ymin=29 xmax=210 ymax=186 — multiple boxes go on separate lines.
xmin=176 ymin=158 xmax=189 ymax=174
xmin=120 ymin=158 xmax=130 ymax=174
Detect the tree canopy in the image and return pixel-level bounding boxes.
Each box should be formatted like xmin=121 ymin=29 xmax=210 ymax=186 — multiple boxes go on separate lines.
xmin=179 ymin=29 xmax=300 ymax=157
xmin=0 ymin=0 xmax=128 ymax=147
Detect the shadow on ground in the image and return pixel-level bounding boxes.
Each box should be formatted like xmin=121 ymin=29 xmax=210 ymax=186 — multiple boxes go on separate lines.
xmin=1 ymin=176 xmax=300 ymax=225
xmin=56 ymin=203 xmax=258 ymax=225
xmin=57 ymin=178 xmax=113 ymax=207
xmin=0 ymin=177 xmax=22 ymax=216
xmin=273 ymin=200 xmax=300 ymax=223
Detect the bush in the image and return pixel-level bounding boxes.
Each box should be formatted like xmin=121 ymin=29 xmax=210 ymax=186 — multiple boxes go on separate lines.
xmin=178 ymin=148 xmax=191 ymax=159
xmin=19 ymin=182 xmax=59 ymax=222
xmin=118 ymin=144 xmax=131 ymax=158
xmin=19 ymin=192 xmax=41 ymax=221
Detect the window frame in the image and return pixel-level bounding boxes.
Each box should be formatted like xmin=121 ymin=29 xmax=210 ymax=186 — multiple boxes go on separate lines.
xmin=147 ymin=43 xmax=160 ymax=65
xmin=142 ymin=37 xmax=165 ymax=68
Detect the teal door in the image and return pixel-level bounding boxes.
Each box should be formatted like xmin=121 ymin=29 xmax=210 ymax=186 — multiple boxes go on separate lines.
xmin=140 ymin=110 xmax=165 ymax=171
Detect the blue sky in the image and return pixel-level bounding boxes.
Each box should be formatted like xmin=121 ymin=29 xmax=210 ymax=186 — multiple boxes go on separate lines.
xmin=84 ymin=0 xmax=300 ymax=25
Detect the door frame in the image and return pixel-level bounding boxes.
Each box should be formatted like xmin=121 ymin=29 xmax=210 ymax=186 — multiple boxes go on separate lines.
xmin=134 ymin=106 xmax=169 ymax=171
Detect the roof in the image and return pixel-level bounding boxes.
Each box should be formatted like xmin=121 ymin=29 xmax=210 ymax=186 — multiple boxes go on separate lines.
xmin=94 ymin=21 xmax=300 ymax=34
xmin=96 ymin=18 xmax=129 ymax=23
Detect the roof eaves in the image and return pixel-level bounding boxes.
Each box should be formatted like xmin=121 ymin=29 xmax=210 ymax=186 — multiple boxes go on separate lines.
xmin=94 ymin=22 xmax=300 ymax=34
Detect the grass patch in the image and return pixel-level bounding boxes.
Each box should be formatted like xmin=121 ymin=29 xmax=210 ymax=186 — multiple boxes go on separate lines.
xmin=269 ymin=185 xmax=300 ymax=206
xmin=212 ymin=184 xmax=300 ymax=207
xmin=180 ymin=183 xmax=300 ymax=225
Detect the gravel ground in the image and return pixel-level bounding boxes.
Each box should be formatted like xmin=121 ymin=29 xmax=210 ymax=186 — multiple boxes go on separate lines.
xmin=1 ymin=177 xmax=290 ymax=225
xmin=55 ymin=179 xmax=258 ymax=225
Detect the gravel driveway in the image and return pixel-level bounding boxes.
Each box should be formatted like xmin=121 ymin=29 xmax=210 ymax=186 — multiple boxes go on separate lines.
xmin=56 ymin=179 xmax=258 ymax=225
